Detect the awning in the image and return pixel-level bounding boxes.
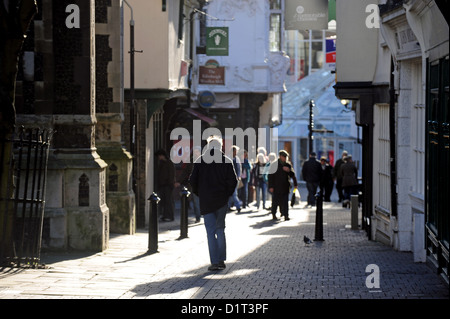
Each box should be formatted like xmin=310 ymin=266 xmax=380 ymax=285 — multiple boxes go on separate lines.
xmin=184 ymin=108 xmax=218 ymax=126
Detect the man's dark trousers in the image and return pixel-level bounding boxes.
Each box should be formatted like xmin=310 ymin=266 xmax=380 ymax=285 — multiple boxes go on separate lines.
xmin=306 ymin=181 xmax=319 ymax=206
xmin=158 ymin=185 xmax=174 ymax=220
xmin=271 ymin=192 xmax=289 ymax=219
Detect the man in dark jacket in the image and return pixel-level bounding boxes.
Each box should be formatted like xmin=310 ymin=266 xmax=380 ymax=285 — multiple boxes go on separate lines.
xmin=189 ymin=136 xmax=238 ymax=271
xmin=333 ymin=150 xmax=348 ymax=202
xmin=320 ymin=156 xmax=334 ymax=202
xmin=339 ymin=154 xmax=358 ymax=208
xmin=155 ymin=149 xmax=176 ymax=222
xmin=301 ymin=152 xmax=323 ymax=207
xmin=268 ymin=150 xmax=298 ymax=221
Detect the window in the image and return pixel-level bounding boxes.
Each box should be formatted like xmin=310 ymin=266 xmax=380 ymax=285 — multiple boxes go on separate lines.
xmin=284 ymin=29 xmax=333 ymax=82
xmin=374 ymin=104 xmax=391 ymax=211
xmin=270 ymin=0 xmax=281 ymax=10
xmin=269 ymin=0 xmax=283 ymax=52
xmin=270 ymin=14 xmax=281 ymax=51
xmin=283 ymin=1 xmax=336 ymax=83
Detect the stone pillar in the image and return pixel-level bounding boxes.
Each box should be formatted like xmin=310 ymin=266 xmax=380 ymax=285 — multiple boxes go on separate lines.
xmin=49 ymin=0 xmax=109 ymax=251
xmin=95 ymin=0 xmax=135 ymax=234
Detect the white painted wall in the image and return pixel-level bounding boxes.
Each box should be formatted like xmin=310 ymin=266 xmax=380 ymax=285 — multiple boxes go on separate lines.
xmin=193 ymin=0 xmax=289 ymax=95
xmin=123 ymin=0 xmax=188 ymax=91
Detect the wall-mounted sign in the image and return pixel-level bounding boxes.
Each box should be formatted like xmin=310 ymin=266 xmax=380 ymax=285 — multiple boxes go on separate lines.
xmin=180 ymin=60 xmax=188 ymax=77
xmin=325 ymin=38 xmax=336 ymax=70
xmin=285 ymin=0 xmax=328 ymax=30
xmin=198 ymin=91 xmax=216 ymax=108
xmin=199 ymin=59 xmax=225 ymax=85
xmin=206 ymin=27 xmax=229 ymax=56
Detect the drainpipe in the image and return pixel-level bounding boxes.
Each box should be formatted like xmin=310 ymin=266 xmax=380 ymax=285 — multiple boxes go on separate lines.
xmin=123 ymin=0 xmax=135 ymax=156
xmin=188 ymin=1 xmax=208 ymax=108
xmin=389 ymin=56 xmax=398 ymax=217
xmin=188 ymin=8 xmax=195 ymax=109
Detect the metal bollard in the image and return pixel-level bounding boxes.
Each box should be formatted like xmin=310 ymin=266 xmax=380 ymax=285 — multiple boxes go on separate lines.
xmin=179 ymin=186 xmax=191 ymax=240
xmin=314 ymin=191 xmax=324 ymax=241
xmin=351 ymin=195 xmax=359 ymax=230
xmin=148 ymin=192 xmax=160 ymax=254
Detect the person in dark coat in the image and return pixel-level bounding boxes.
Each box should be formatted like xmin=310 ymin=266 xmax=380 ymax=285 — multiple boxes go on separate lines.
xmin=228 ymin=145 xmax=242 ymax=212
xmin=177 ymin=147 xmax=202 ymax=222
xmin=320 ymin=156 xmax=334 ymax=202
xmin=155 ymin=149 xmax=176 ymax=222
xmin=301 ymin=152 xmax=323 ymax=207
xmin=268 ymin=150 xmax=298 ymax=221
xmin=339 ymin=154 xmax=358 ymax=208
xmin=333 ymin=150 xmax=347 ymax=202
xmin=238 ymin=149 xmax=252 ymax=209
xmin=189 ymin=136 xmax=238 ymax=271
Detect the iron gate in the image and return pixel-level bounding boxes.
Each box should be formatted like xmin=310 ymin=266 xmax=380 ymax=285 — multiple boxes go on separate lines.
xmin=0 ymin=126 xmax=53 ymax=268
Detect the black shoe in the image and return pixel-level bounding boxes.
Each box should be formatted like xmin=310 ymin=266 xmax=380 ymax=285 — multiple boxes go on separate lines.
xmin=284 ymin=216 xmax=290 ymax=221
xmin=218 ymin=261 xmax=226 ymax=270
xmin=208 ymin=264 xmax=223 ymax=271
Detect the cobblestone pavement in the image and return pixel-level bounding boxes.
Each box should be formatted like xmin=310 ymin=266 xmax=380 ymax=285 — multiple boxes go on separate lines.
xmin=1 ymin=189 xmax=448 ymax=307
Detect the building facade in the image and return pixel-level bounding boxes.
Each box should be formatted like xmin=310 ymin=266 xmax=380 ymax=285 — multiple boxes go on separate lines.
xmin=188 ymin=0 xmax=290 ymax=154
xmin=278 ymin=0 xmax=361 ymax=178
xmin=13 ymin=0 xmax=137 ymax=251
xmin=335 ymin=0 xmax=449 ymax=284
xmin=122 ymin=0 xmax=193 ymax=227
xmin=122 ymin=0 xmax=291 ymax=227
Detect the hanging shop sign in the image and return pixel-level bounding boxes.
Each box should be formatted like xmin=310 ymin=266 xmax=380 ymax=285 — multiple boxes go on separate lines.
xmin=285 ymin=0 xmax=328 ymax=30
xmin=199 ymin=59 xmax=225 ymax=85
xmin=206 ymin=27 xmax=229 ymax=56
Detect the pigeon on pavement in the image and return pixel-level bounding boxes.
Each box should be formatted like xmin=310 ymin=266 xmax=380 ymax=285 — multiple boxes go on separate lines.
xmin=303 ymin=235 xmax=312 ymax=245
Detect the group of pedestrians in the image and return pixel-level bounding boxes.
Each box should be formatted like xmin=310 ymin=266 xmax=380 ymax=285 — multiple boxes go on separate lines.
xmin=155 ymin=139 xmax=358 ymax=272
xmin=301 ymin=150 xmax=359 ymax=208
xmin=228 ymin=146 xmax=279 ymax=213
xmin=334 ymin=151 xmax=359 ymax=208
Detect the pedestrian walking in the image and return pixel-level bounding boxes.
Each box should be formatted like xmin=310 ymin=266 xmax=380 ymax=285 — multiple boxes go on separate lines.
xmin=177 ymin=147 xmax=202 ymax=222
xmin=155 ymin=149 xmax=176 ymax=222
xmin=333 ymin=150 xmax=348 ymax=202
xmin=228 ymin=145 xmax=242 ymax=213
xmin=320 ymin=156 xmax=334 ymax=202
xmin=190 ymin=146 xmax=202 ymax=222
xmin=238 ymin=149 xmax=252 ymax=209
xmin=268 ymin=150 xmax=298 ymax=221
xmin=189 ymin=136 xmax=238 ymax=271
xmin=250 ymin=153 xmax=268 ymax=209
xmin=339 ymin=154 xmax=358 ymax=208
xmin=301 ymin=152 xmax=323 ymax=207
xmin=263 ymin=152 xmax=277 ymax=211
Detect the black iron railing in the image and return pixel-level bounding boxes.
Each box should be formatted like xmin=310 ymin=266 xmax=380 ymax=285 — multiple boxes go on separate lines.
xmin=0 ymin=126 xmax=53 ymax=268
